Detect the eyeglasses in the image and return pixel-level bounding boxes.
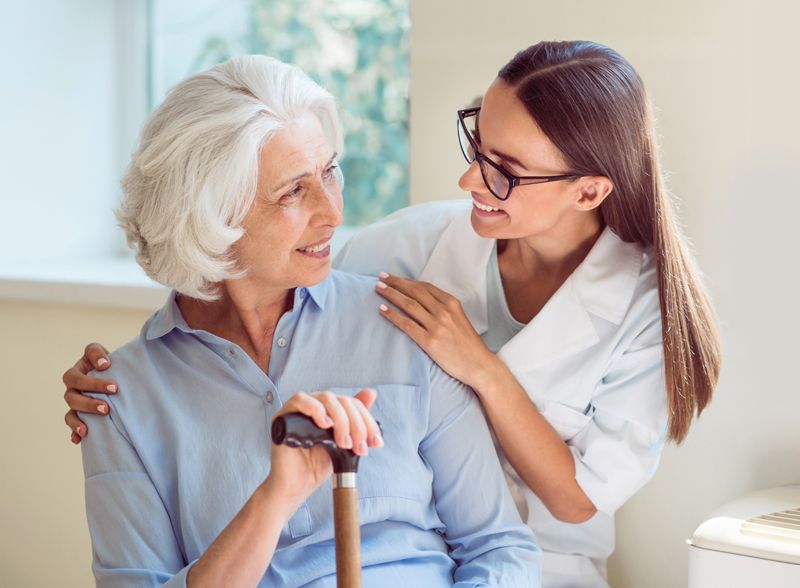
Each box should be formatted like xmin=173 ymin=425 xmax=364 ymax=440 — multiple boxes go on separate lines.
xmin=457 ymin=107 xmax=581 ymax=201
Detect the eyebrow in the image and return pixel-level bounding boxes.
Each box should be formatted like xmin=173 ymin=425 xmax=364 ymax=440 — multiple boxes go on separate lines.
xmin=474 ymin=113 xmax=531 ymax=173
xmin=488 ymin=148 xmax=529 ymax=172
xmin=274 ymin=151 xmax=338 ymax=193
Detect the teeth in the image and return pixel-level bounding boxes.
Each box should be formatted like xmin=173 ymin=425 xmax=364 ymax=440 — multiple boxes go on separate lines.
xmin=473 ymin=201 xmax=501 ymax=213
xmin=298 ymin=239 xmax=331 ymax=253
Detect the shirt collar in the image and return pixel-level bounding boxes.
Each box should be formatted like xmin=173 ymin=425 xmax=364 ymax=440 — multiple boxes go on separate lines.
xmin=145 ymin=277 xmax=330 ymax=341
xmin=572 ymin=226 xmax=644 ymax=326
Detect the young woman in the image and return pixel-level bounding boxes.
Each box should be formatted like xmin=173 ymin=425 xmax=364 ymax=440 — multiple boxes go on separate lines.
xmin=63 ymin=41 xmax=722 ymax=588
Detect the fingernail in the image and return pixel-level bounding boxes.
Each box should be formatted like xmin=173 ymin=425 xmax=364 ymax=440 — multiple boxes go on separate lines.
xmin=376 ymin=281 xmax=387 ymax=289
xmin=324 ymin=416 xmax=334 ymax=427
xmin=106 ymin=384 xmax=117 ymax=393
xmin=357 ymin=441 xmax=368 ymax=455
xmin=97 ymin=405 xmax=107 ymax=414
xmin=379 ymin=304 xmax=388 ymax=312
xmin=75 ymin=426 xmax=82 ymax=435
xmin=371 ymin=433 xmax=384 ymax=448
xmin=97 ymin=358 xmax=108 ymax=367
xmin=343 ymin=434 xmax=353 ymax=449
xmin=379 ymin=272 xmax=389 ymax=279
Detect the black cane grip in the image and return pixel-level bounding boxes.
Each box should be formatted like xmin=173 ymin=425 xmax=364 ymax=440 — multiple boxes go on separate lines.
xmin=272 ymin=413 xmax=383 ymax=474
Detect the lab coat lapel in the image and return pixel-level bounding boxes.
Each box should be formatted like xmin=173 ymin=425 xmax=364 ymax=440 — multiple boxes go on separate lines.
xmin=497 ymin=227 xmax=644 ymax=375
xmin=497 ymin=274 xmax=599 ymax=375
xmin=418 ymin=206 xmax=492 ymax=335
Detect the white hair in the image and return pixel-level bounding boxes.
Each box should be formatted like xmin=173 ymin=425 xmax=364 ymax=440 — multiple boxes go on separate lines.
xmin=117 ymin=55 xmax=344 ymax=300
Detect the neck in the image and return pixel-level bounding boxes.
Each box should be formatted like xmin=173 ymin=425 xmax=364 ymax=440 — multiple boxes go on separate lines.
xmin=178 ymin=280 xmax=294 ymax=361
xmin=499 ymin=212 xmax=604 ymax=279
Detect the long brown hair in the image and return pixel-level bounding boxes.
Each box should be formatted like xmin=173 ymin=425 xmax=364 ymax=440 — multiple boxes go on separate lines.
xmin=499 ymin=41 xmax=722 ymax=443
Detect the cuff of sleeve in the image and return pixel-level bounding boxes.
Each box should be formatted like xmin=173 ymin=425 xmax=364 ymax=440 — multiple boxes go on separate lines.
xmin=162 ymin=559 xmax=198 ymax=588
xmin=570 ymin=445 xmax=617 ymax=516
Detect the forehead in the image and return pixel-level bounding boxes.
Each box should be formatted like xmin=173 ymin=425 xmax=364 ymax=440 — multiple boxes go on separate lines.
xmin=479 ymin=80 xmax=565 ymax=173
xmin=260 ymin=113 xmax=333 ymax=191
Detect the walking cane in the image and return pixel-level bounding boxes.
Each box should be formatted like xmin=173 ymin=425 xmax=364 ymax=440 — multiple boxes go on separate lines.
xmin=272 ymin=413 xmax=380 ymax=588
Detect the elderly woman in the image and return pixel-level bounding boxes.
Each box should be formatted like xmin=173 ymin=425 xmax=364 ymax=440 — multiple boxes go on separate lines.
xmin=79 ymin=55 xmax=540 ymax=587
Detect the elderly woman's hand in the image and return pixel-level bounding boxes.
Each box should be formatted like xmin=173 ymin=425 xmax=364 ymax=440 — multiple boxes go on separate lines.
xmin=267 ymin=389 xmax=383 ymax=506
xmin=63 ymin=343 xmax=117 ymax=444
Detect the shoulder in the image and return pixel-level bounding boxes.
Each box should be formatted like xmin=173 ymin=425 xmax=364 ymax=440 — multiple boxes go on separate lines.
xmin=334 ymin=200 xmax=472 ymax=278
xmin=320 ymin=270 xmax=432 ymax=364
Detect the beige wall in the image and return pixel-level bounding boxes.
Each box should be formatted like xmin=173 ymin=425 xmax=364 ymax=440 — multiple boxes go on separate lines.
xmin=410 ymin=1 xmax=800 ymax=587
xmin=0 ymin=301 xmax=153 ymax=586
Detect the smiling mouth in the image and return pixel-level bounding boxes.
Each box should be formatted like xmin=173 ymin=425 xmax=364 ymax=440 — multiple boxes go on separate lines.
xmin=474 ymin=201 xmax=503 ymax=212
xmin=472 ymin=197 xmax=506 ymax=214
xmin=296 ymin=239 xmax=332 ymax=253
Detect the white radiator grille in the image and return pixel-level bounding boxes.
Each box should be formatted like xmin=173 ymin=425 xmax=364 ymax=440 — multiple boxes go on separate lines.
xmin=740 ymin=508 xmax=800 ymax=545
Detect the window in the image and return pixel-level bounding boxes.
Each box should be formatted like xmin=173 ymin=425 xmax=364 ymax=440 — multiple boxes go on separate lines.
xmin=0 ymin=0 xmax=409 ymax=308
xmin=149 ymin=0 xmax=410 ymax=226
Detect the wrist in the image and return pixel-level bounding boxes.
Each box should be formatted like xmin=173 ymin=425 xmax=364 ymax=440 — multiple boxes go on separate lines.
xmin=257 ymin=475 xmax=308 ymax=519
xmin=468 ymin=351 xmax=513 ymax=400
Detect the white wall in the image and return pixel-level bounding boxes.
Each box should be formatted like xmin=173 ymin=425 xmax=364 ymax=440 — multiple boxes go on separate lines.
xmin=409 ymin=1 xmax=800 ymax=586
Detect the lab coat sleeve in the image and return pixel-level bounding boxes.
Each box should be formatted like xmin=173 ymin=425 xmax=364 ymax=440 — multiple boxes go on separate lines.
xmin=570 ymin=317 xmax=668 ymax=516
xmin=81 ymin=395 xmax=196 ymax=587
xmin=420 ymin=364 xmax=543 ymax=587
xmin=333 ymin=200 xmax=466 ymax=278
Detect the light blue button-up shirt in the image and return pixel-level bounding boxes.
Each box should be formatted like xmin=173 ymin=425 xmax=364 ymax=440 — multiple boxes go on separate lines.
xmin=82 ymin=270 xmax=542 ymax=588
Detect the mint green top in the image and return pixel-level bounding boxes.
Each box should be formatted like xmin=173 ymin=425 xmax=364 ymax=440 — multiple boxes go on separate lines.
xmin=480 ymin=243 xmax=526 ymax=353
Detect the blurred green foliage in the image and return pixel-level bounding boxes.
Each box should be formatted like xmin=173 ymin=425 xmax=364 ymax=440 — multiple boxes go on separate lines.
xmin=190 ymin=0 xmax=409 ymax=226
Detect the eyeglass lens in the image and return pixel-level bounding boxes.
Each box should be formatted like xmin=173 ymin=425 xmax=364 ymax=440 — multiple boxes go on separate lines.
xmin=458 ymin=117 xmax=475 ymax=163
xmin=458 ymin=114 xmax=510 ymax=200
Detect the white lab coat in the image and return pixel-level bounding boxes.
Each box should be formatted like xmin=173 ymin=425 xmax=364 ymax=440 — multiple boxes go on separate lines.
xmin=334 ymin=200 xmax=667 ymax=588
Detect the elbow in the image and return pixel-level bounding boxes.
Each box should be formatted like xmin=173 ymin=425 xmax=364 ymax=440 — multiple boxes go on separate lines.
xmin=549 ymin=500 xmax=598 ymax=524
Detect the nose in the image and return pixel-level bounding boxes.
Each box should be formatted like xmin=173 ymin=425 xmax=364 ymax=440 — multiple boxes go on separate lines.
xmin=458 ymin=160 xmax=486 ymax=194
xmin=312 ymin=181 xmax=344 ymax=229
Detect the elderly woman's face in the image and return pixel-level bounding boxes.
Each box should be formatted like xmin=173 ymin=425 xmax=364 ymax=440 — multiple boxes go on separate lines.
xmin=234 ymin=112 xmax=343 ymax=292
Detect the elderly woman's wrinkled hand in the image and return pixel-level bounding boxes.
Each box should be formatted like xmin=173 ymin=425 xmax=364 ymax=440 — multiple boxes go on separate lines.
xmin=267 ymin=389 xmax=383 ymax=504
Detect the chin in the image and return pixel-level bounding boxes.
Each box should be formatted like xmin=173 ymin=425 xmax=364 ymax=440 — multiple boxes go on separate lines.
xmin=470 ymin=211 xmax=506 ymax=239
xmin=295 ymin=262 xmax=332 ymax=288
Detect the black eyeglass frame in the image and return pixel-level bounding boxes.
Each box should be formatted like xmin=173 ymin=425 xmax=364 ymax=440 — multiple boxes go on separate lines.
xmin=457 ymin=107 xmax=581 ymax=201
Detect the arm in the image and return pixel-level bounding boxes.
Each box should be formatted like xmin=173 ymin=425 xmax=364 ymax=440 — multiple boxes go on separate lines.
xmin=420 ymin=365 xmax=542 ymax=587
xmin=82 ymin=389 xmax=382 ymax=588
xmin=376 ymin=273 xmax=667 ymax=521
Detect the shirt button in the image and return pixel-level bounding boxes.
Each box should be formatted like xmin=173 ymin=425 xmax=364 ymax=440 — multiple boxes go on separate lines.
xmin=266 ymin=391 xmax=274 ymax=403
xmin=277 ymin=337 xmax=287 ymax=348
xmin=298 ymin=288 xmax=306 ymax=299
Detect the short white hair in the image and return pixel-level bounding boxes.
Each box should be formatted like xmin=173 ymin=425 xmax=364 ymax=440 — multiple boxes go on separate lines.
xmin=117 ymin=55 xmax=344 ymax=300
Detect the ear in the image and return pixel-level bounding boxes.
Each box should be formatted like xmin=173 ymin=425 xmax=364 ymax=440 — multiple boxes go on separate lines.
xmin=574 ymin=176 xmax=614 ymax=211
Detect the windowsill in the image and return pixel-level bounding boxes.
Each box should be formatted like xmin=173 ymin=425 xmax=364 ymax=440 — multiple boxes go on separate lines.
xmin=0 ymin=256 xmax=170 ymax=311
xmin=0 ymin=227 xmax=361 ymax=310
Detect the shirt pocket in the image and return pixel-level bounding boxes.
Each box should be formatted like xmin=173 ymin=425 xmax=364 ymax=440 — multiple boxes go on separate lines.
xmin=314 ymin=384 xmax=425 ymax=502
xmin=542 ymin=401 xmax=594 ymax=442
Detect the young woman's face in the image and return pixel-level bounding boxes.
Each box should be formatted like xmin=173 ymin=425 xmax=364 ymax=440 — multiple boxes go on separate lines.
xmin=459 ymin=79 xmax=588 ymax=241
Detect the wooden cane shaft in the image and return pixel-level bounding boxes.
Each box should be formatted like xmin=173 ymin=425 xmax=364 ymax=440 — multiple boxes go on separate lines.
xmin=333 ymin=487 xmax=362 ymax=588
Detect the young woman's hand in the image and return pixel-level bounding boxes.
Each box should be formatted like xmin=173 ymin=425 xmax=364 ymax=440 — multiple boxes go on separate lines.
xmin=63 ymin=343 xmax=117 ymax=444
xmin=267 ymin=389 xmax=383 ymax=506
xmin=375 ymin=273 xmax=502 ymax=393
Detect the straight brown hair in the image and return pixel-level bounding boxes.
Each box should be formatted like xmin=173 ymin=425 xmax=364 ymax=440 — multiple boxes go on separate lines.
xmin=499 ymin=41 xmax=722 ymax=443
